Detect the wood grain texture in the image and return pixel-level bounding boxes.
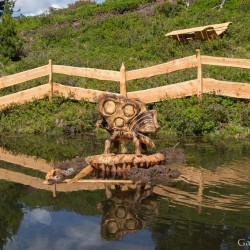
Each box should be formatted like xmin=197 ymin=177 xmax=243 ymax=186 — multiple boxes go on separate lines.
xmin=166 ymin=22 xmax=232 ymax=36
xmin=126 ymin=56 xmax=197 ymax=81
xmin=196 ymin=49 xmax=203 ymax=99
xmin=120 ymin=62 xmax=127 ymax=96
xmin=53 ymin=83 xmax=113 ymax=102
xmin=202 ymin=56 xmax=250 ymax=69
xmin=0 ymin=83 xmax=50 ymax=109
xmin=203 ymin=78 xmax=250 ymax=99
xmin=127 ymin=80 xmax=198 ymax=103
xmin=53 ymin=65 xmax=120 ymax=81
xmin=0 ymin=65 xmax=49 ymax=89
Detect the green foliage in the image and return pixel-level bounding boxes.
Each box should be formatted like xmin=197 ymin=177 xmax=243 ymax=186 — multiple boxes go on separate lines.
xmin=154 ymin=95 xmax=250 ymax=138
xmin=0 ymin=0 xmax=249 ymax=138
xmin=0 ymin=94 xmax=99 ymax=136
xmin=0 ymin=1 xmax=22 ymax=61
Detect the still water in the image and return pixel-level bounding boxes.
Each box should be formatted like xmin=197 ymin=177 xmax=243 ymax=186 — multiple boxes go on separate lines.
xmin=0 ymin=135 xmax=249 ymax=250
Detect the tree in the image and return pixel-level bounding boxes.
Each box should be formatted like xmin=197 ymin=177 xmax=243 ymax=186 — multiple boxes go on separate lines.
xmin=0 ymin=0 xmax=14 ymax=16
xmin=0 ymin=0 xmax=22 ymax=61
xmin=0 ymin=1 xmax=5 ymax=16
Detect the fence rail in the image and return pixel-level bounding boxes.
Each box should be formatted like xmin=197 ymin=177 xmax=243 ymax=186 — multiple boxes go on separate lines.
xmin=0 ymin=49 xmax=249 ymax=109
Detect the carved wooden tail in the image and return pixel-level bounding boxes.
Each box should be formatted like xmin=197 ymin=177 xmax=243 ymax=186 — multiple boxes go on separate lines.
xmin=137 ymin=134 xmax=156 ymax=148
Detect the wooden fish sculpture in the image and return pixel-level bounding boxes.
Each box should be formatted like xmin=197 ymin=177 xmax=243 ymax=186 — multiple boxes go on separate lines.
xmin=97 ymin=94 xmax=160 ymax=155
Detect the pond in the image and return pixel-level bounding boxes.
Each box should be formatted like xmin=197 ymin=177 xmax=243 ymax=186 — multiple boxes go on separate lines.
xmin=0 ymin=135 xmax=249 ymax=250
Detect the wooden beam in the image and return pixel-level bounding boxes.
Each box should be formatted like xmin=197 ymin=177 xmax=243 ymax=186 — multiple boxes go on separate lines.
xmin=196 ymin=49 xmax=203 ymax=100
xmin=203 ymin=78 xmax=250 ymax=99
xmin=49 ymin=60 xmax=53 ymax=99
xmin=0 ymin=84 xmax=50 ymax=109
xmin=126 ymin=56 xmax=197 ymax=81
xmin=53 ymin=65 xmax=120 ymax=82
xmin=120 ymin=62 xmax=127 ymax=97
xmin=127 ymin=80 xmax=198 ymax=103
xmin=53 ymin=83 xmax=113 ymax=102
xmin=201 ymin=56 xmax=250 ymax=69
xmin=0 ymin=65 xmax=49 ymax=89
xmin=65 ymin=179 xmax=135 ymax=184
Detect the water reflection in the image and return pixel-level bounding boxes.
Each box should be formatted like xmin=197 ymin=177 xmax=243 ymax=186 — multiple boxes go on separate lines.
xmin=98 ymin=184 xmax=158 ymax=241
xmin=0 ymin=138 xmax=250 ymax=250
xmin=0 ymin=144 xmax=249 ymax=212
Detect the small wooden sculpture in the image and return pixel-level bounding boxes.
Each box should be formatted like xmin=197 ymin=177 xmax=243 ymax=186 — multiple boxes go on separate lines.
xmin=43 ymin=95 xmax=182 ymax=185
xmin=97 ymin=94 xmax=160 ymax=155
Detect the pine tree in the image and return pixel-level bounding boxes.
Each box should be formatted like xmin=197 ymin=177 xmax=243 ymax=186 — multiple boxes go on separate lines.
xmin=0 ymin=0 xmax=14 ymax=16
xmin=0 ymin=1 xmax=5 ymax=16
xmin=0 ymin=1 xmax=22 ymax=61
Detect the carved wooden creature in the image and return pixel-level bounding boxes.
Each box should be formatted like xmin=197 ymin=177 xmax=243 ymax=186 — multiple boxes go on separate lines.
xmin=97 ymin=94 xmax=160 ymax=155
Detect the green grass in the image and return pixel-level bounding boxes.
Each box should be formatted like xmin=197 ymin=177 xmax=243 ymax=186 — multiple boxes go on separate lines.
xmin=0 ymin=0 xmax=249 ymax=138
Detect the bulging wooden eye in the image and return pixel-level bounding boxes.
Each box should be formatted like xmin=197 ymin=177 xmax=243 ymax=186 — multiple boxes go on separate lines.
xmin=103 ymin=100 xmax=116 ymax=115
xmin=125 ymin=218 xmax=137 ymax=230
xmin=123 ymin=104 xmax=136 ymax=117
xmin=115 ymin=118 xmax=125 ymax=127
xmin=107 ymin=220 xmax=119 ymax=234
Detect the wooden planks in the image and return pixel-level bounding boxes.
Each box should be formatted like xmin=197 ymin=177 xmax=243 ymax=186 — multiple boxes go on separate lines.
xmin=203 ymin=78 xmax=250 ymax=99
xmin=53 ymin=65 xmax=120 ymax=82
xmin=0 ymin=147 xmax=51 ymax=173
xmin=126 ymin=56 xmax=197 ymax=81
xmin=128 ymin=80 xmax=198 ymax=103
xmin=0 ymin=65 xmax=49 ymax=89
xmin=0 ymin=83 xmax=50 ymax=109
xmin=0 ymin=52 xmax=249 ymax=108
xmin=166 ymin=22 xmax=232 ymax=41
xmin=53 ymin=83 xmax=112 ymax=102
xmin=201 ymin=56 xmax=250 ymax=69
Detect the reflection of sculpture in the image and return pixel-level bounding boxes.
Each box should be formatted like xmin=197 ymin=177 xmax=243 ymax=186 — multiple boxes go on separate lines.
xmin=97 ymin=94 xmax=160 ymax=155
xmin=97 ymin=184 xmax=159 ymax=240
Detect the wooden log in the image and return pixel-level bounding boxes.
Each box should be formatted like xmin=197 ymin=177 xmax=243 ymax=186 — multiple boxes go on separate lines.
xmin=53 ymin=65 xmax=120 ymax=82
xmin=66 ymin=179 xmax=135 ymax=184
xmin=201 ymin=56 xmax=250 ymax=69
xmin=126 ymin=55 xmax=197 ymax=81
xmin=53 ymin=83 xmax=113 ymax=102
xmin=67 ymin=165 xmax=94 ymax=183
xmin=202 ymin=78 xmax=250 ymax=99
xmin=196 ymin=49 xmax=203 ymax=100
xmin=0 ymin=83 xmax=50 ymax=109
xmin=86 ymin=153 xmax=165 ymax=169
xmin=120 ymin=62 xmax=127 ymax=97
xmin=0 ymin=65 xmax=49 ymax=89
xmin=127 ymin=80 xmax=198 ymax=103
xmin=0 ymin=147 xmax=51 ymax=173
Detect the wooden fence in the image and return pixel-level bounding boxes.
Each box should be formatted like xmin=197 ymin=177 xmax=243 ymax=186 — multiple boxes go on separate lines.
xmin=0 ymin=49 xmax=249 ymax=109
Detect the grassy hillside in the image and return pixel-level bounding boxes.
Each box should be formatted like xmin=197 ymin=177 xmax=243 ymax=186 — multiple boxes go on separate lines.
xmin=0 ymin=0 xmax=249 ymax=138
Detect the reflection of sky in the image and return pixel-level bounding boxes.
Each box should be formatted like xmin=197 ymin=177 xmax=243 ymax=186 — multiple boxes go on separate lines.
xmin=14 ymin=0 xmax=105 ymax=16
xmin=4 ymin=208 xmax=155 ymax=250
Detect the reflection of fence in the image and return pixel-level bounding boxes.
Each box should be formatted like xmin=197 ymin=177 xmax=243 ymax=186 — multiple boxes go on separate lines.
xmin=0 ymin=49 xmax=249 ymax=109
xmin=0 ymin=146 xmax=249 ymax=210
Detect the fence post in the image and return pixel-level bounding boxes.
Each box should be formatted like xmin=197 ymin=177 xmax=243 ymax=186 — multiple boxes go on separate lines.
xmin=120 ymin=62 xmax=127 ymax=97
xmin=49 ymin=60 xmax=53 ymax=99
xmin=195 ymin=49 xmax=203 ymax=100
